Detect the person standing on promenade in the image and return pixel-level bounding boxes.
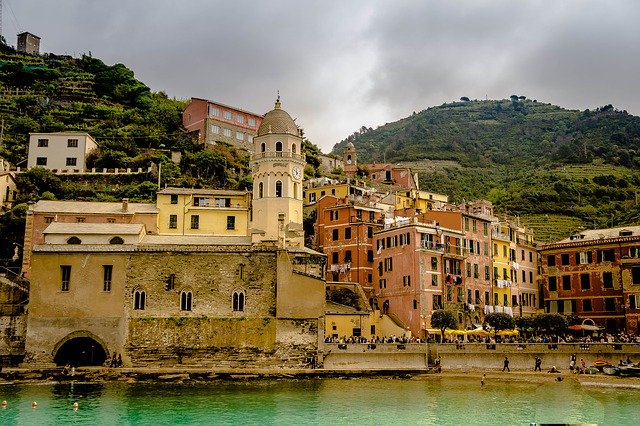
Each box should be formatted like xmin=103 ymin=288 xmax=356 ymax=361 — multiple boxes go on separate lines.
xmin=569 ymin=353 xmax=576 ymax=372
xmin=502 ymin=356 xmax=510 ymax=372
xmin=481 ymin=374 xmax=486 ymax=386
xmin=534 ymin=356 xmax=542 ymax=372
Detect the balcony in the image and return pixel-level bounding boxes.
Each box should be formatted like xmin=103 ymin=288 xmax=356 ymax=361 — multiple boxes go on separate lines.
xmin=250 ymin=151 xmax=306 ymax=161
xmin=422 ymin=241 xmax=444 ymax=252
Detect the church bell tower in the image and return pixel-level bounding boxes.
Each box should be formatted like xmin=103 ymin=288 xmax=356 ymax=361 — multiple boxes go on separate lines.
xmin=250 ymin=98 xmax=306 ymax=246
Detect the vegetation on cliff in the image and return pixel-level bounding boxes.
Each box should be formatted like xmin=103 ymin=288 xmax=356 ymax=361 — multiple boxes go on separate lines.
xmin=333 ymin=98 xmax=640 ymax=240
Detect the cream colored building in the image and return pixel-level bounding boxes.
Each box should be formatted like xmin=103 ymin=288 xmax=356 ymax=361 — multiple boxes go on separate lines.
xmin=156 ymin=188 xmax=251 ymax=236
xmin=250 ymin=98 xmax=306 ymax=246
xmin=27 ymin=132 xmax=98 ymax=171
xmin=0 ymin=172 xmax=18 ymax=211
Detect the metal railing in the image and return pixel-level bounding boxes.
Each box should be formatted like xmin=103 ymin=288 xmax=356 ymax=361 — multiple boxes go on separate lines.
xmin=250 ymin=151 xmax=306 ymax=161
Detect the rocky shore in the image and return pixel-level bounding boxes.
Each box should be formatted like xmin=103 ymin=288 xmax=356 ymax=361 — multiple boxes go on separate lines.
xmin=1 ymin=367 xmax=640 ymax=389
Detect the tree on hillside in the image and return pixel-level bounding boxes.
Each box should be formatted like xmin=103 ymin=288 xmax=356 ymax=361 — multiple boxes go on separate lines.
xmin=460 ymin=97 xmax=470 ymax=102
xmin=16 ymin=167 xmax=62 ymax=201
xmin=485 ymin=313 xmax=515 ymax=336
xmin=0 ymin=203 xmax=28 ymax=261
xmin=431 ymin=310 xmax=457 ymax=341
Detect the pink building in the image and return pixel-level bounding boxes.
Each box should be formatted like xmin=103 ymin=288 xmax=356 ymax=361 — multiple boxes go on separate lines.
xmin=373 ymin=217 xmax=465 ymax=338
xmin=182 ymin=98 xmax=263 ymax=152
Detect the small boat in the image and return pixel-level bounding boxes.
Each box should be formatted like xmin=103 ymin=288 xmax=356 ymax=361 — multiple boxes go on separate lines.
xmin=584 ymin=366 xmax=600 ymax=375
xmin=618 ymin=364 xmax=640 ymax=376
xmin=602 ymin=365 xmax=620 ymax=375
xmin=592 ymin=359 xmax=609 ymax=371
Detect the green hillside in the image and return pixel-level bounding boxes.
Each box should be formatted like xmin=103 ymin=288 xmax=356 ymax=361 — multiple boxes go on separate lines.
xmin=332 ymin=98 xmax=640 ymax=241
xmin=0 ymin=45 xmax=265 ymax=199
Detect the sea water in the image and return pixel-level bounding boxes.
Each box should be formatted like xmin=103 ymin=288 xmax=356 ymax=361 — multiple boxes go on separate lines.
xmin=0 ymin=376 xmax=638 ymax=425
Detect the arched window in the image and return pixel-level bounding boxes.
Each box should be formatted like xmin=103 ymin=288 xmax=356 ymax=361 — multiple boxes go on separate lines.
xmin=233 ymin=289 xmax=245 ymax=312
xmin=181 ymin=290 xmax=192 ymax=311
xmin=293 ymin=182 xmax=299 ymax=199
xmin=292 ymin=143 xmax=297 ymax=154
xmin=275 ymin=141 xmax=282 ymax=156
xmin=109 ymin=236 xmax=124 ymax=245
xmin=261 ymin=142 xmax=266 ymax=153
xmin=275 ymin=180 xmax=282 ymax=197
xmin=133 ymin=289 xmax=146 ymax=310
xmin=258 ymin=182 xmax=264 ymax=198
xmin=67 ymin=236 xmax=81 ymax=244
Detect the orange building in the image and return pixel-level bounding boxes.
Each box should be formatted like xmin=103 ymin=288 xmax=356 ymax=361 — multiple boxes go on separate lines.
xmin=316 ymin=195 xmax=384 ymax=299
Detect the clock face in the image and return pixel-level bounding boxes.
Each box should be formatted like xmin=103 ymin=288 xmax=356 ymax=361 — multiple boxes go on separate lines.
xmin=292 ymin=167 xmax=301 ymax=180
xmin=347 ymin=159 xmax=352 ymax=164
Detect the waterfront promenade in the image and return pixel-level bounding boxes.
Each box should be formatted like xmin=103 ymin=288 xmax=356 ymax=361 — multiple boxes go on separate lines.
xmin=2 ymin=342 xmax=640 ymax=387
xmin=322 ymin=341 xmax=640 ymax=371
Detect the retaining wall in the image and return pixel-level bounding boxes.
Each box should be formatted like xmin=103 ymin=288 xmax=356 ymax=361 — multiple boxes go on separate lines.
xmin=322 ymin=343 xmax=434 ymax=370
xmin=437 ymin=343 xmax=640 ymax=371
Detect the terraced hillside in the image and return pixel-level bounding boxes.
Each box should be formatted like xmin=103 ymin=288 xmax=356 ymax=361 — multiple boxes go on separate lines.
xmin=333 ymin=99 xmax=640 ymax=240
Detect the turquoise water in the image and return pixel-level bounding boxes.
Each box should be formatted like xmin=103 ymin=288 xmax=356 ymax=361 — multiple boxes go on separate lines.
xmin=0 ymin=377 xmax=638 ymax=425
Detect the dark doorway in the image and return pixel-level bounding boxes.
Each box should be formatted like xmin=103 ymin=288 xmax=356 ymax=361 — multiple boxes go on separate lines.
xmin=54 ymin=337 xmax=107 ymax=366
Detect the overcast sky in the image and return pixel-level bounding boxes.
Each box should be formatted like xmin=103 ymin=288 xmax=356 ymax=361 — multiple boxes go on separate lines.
xmin=5 ymin=0 xmax=640 ymax=152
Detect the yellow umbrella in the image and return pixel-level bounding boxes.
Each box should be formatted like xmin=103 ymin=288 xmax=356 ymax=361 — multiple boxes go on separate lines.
xmin=497 ymin=329 xmax=519 ymax=336
xmin=445 ymin=329 xmax=467 ymax=335
xmin=467 ymin=328 xmax=490 ymax=337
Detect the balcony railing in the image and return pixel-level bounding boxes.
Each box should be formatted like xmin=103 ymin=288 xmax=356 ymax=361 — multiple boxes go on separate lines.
xmin=250 ymin=151 xmax=306 ymax=161
xmin=422 ymin=241 xmax=444 ymax=251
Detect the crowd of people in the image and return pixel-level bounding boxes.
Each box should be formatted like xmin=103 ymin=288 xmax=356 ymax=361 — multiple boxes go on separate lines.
xmin=324 ymin=335 xmax=423 ymax=344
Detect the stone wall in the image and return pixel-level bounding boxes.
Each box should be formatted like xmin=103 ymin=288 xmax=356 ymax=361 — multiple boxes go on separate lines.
xmin=122 ymin=249 xmax=324 ymax=368
xmin=24 ymin=317 xmax=122 ymax=365
xmin=322 ymin=342 xmax=431 ymax=370
xmin=127 ymin=317 xmax=319 ymax=368
xmin=437 ymin=342 xmax=640 ymax=371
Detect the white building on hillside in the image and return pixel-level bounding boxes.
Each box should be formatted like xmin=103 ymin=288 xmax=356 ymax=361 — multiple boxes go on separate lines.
xmin=27 ymin=132 xmax=98 ymax=172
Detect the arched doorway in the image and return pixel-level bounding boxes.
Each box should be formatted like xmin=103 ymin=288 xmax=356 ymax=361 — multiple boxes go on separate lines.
xmin=53 ymin=332 xmax=108 ymax=366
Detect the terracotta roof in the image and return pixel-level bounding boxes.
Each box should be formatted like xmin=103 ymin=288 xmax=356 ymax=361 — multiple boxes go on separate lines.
xmin=557 ymin=225 xmax=640 ymax=243
xmin=32 ymin=200 xmax=158 ymax=214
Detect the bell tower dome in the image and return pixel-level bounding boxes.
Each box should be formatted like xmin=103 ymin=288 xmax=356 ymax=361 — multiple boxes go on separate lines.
xmin=343 ymin=141 xmax=357 ymax=166
xmin=250 ymin=97 xmax=305 ymax=246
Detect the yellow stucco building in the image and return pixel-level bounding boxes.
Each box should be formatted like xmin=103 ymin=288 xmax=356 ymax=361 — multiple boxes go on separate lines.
xmin=156 ymin=188 xmax=251 ymax=236
xmin=491 ymin=221 xmax=514 ymax=316
xmin=394 ymin=189 xmax=449 ymax=213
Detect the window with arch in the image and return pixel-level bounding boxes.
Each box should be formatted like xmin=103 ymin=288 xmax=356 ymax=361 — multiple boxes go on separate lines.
xmin=261 ymin=142 xmax=266 ymax=153
xmin=258 ymin=182 xmax=264 ymax=198
xmin=233 ymin=289 xmax=245 ymax=312
xmin=109 ymin=236 xmax=124 ymax=244
xmin=181 ymin=290 xmax=192 ymax=311
xmin=292 ymin=143 xmax=297 ymax=154
xmin=67 ymin=236 xmax=82 ymax=244
xmin=275 ymin=141 xmax=283 ymax=156
xmin=293 ymin=182 xmax=299 ymax=199
xmin=275 ymin=180 xmax=282 ymax=197
xmin=133 ymin=289 xmax=146 ymax=310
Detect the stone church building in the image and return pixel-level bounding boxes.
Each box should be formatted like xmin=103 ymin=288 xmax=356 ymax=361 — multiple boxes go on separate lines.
xmin=24 ymin=100 xmax=327 ymax=368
